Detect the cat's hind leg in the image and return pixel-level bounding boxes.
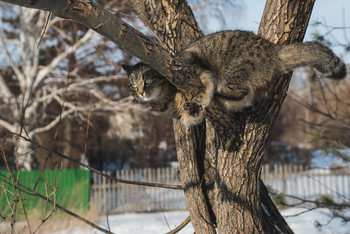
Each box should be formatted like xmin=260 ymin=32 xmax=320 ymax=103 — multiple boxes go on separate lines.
xmin=216 ymin=85 xmax=254 ymax=112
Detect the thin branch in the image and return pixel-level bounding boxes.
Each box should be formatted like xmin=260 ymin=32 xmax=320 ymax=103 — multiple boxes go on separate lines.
xmin=38 ymin=75 xmax=126 ymax=102
xmin=37 ymin=12 xmax=52 ymax=49
xmin=93 ymin=44 xmax=122 ymax=69
xmin=0 ymin=173 xmax=114 ymax=234
xmin=165 ymin=216 xmax=191 ymax=234
xmin=333 ymin=211 xmax=350 ymax=222
xmin=317 ymin=79 xmax=333 ymax=116
xmin=0 ymin=73 xmax=15 ymax=103
xmin=27 ymin=107 xmax=75 ymax=138
xmin=289 ymin=91 xmax=350 ymax=130
xmin=12 ymin=133 xmax=183 ymax=190
xmin=0 ymin=119 xmax=17 ymax=133
xmin=283 ymin=207 xmax=319 ymax=218
xmin=307 ymin=175 xmax=350 ymax=201
xmin=270 ymin=191 xmax=350 ymax=219
xmin=34 ymin=29 xmax=96 ymax=89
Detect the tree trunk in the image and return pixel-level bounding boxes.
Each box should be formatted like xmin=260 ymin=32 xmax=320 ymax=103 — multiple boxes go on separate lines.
xmin=129 ymin=1 xmax=216 ymax=231
xmin=131 ymin=0 xmax=315 ymax=233
xmin=15 ymin=135 xmax=33 ymax=170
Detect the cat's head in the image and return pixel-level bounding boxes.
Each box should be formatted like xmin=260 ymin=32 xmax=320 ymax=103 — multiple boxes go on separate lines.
xmin=122 ymin=63 xmax=165 ymax=102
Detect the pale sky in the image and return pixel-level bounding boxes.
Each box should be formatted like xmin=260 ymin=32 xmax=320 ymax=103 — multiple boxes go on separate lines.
xmin=204 ymin=0 xmax=350 ymax=59
xmin=227 ymin=0 xmax=349 ymax=36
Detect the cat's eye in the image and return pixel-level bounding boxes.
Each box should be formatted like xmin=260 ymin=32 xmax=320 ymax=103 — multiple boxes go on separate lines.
xmin=130 ymin=84 xmax=137 ymax=89
xmin=144 ymin=78 xmax=152 ymax=85
xmin=143 ymin=71 xmax=153 ymax=79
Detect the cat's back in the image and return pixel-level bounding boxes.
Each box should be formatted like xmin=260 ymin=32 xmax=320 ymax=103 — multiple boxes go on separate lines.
xmin=185 ymin=30 xmax=256 ymax=48
xmin=179 ymin=30 xmax=276 ymax=72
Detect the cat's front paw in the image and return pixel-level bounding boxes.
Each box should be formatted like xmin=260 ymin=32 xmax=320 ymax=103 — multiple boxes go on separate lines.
xmin=180 ymin=102 xmax=204 ymax=125
xmin=183 ymin=102 xmax=201 ymax=114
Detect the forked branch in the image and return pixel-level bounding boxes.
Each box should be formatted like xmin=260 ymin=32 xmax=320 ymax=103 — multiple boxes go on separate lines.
xmin=1 ymin=0 xmax=201 ymax=92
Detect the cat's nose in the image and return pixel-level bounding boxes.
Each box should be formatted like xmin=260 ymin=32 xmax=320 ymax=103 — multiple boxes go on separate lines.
xmin=137 ymin=89 xmax=144 ymax=96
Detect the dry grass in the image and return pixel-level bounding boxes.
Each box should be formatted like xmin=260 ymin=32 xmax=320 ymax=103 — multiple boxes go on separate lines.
xmin=0 ymin=208 xmax=101 ymax=234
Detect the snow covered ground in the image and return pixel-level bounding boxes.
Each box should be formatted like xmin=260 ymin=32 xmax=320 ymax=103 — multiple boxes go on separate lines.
xmin=43 ymin=208 xmax=349 ymax=234
xmin=282 ymin=208 xmax=350 ymax=234
xmin=2 ymin=207 xmax=349 ymax=233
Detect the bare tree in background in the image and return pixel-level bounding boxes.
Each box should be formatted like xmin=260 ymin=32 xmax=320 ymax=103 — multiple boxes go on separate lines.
xmin=271 ymin=21 xmax=349 ymax=156
xmin=297 ymin=20 xmax=350 ymax=152
xmin=0 ymin=2 xmax=135 ymax=169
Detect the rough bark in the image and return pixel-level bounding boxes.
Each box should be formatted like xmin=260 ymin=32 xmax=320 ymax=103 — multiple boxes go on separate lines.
xmin=3 ymin=0 xmax=316 ymax=233
xmin=130 ymin=0 xmax=203 ymax=53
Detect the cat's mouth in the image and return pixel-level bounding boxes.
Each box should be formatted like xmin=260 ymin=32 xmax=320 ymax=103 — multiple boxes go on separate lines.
xmin=139 ymin=87 xmax=160 ymax=102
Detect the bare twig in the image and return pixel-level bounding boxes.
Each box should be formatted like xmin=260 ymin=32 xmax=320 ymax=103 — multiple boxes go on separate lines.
xmin=283 ymin=206 xmax=319 ymax=218
xmin=307 ymin=175 xmax=350 ymax=201
xmin=0 ymin=173 xmax=114 ymax=234
xmin=165 ymin=216 xmax=191 ymax=234
xmin=12 ymin=133 xmax=183 ymax=190
xmin=271 ymin=192 xmax=350 ymax=223
xmin=93 ymin=44 xmax=122 ymax=69
xmin=32 ymin=164 xmax=62 ymax=233
xmin=37 ymin=12 xmax=52 ymax=49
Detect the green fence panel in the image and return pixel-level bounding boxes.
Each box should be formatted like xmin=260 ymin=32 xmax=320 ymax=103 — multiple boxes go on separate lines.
xmin=0 ymin=169 xmax=90 ymax=218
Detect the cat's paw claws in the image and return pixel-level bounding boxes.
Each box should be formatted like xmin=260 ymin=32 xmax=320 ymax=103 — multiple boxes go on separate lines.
xmin=183 ymin=102 xmax=202 ymax=115
xmin=183 ymin=102 xmax=191 ymax=110
xmin=180 ymin=102 xmax=205 ymax=126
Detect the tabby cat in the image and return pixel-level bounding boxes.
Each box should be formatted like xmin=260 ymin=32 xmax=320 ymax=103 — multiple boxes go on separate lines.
xmin=122 ymin=30 xmax=347 ymax=125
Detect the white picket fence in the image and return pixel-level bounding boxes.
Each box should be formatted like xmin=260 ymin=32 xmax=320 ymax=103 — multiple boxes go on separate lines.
xmin=90 ymin=164 xmax=350 ymax=214
xmin=261 ymin=164 xmax=350 ymax=203
xmin=90 ymin=167 xmax=186 ymax=213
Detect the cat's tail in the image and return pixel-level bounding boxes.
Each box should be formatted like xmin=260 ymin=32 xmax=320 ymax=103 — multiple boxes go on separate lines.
xmin=277 ymin=41 xmax=347 ymax=80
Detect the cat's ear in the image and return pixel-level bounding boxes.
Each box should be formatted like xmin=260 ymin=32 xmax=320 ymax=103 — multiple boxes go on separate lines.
xmin=121 ymin=64 xmax=132 ymax=75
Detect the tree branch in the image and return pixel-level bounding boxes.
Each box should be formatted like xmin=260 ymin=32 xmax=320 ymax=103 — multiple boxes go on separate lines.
xmin=1 ymin=0 xmax=196 ymax=89
xmin=34 ymin=29 xmax=95 ymax=89
xmin=0 ymin=118 xmax=17 ymax=134
xmin=0 ymin=73 xmax=14 ymax=103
